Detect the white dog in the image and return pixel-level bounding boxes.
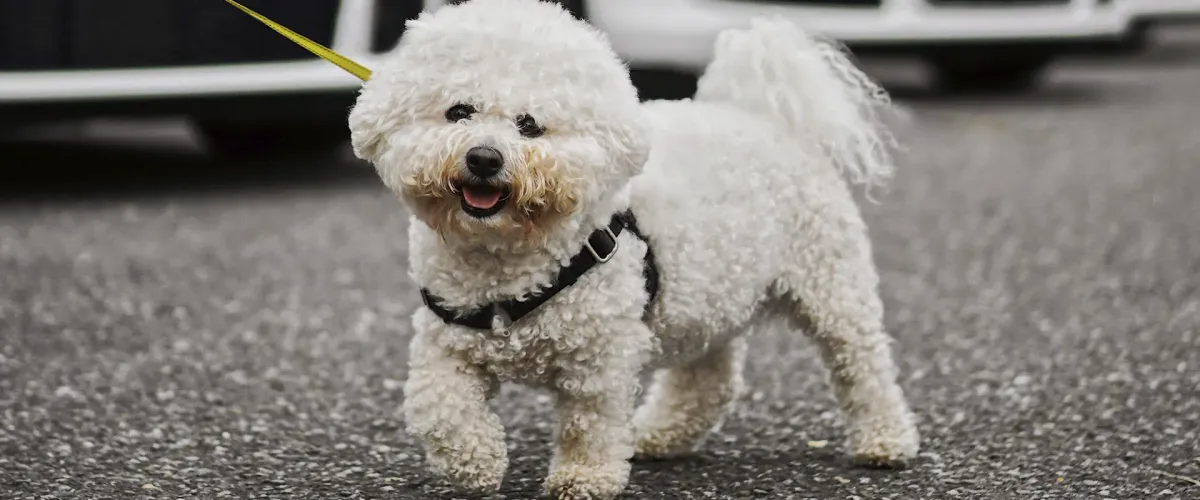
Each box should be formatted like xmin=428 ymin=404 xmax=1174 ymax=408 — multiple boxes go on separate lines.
xmin=348 ymin=0 xmax=919 ymax=498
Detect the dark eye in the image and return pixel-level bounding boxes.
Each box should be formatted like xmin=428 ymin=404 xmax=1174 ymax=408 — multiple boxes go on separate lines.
xmin=445 ymin=103 xmax=476 ymax=122
xmin=515 ymin=114 xmax=544 ymax=138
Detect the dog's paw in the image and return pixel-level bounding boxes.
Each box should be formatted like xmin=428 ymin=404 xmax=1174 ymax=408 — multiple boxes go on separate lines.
xmin=544 ymin=461 xmax=630 ymax=500
xmin=847 ymin=418 xmax=919 ymax=469
xmin=430 ymin=456 xmax=507 ymax=495
xmin=633 ymin=426 xmax=700 ymax=460
xmin=424 ymin=438 xmax=509 ymax=495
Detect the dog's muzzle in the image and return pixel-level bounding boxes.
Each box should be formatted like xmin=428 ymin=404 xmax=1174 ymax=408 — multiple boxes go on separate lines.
xmin=456 ymin=146 xmax=510 ymax=218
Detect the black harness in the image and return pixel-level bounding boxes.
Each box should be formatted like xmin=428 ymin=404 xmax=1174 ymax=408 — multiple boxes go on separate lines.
xmin=419 ymin=211 xmax=659 ymax=330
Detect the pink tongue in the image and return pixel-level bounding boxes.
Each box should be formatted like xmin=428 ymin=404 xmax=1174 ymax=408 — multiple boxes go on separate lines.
xmin=463 ymin=188 xmax=502 ymax=209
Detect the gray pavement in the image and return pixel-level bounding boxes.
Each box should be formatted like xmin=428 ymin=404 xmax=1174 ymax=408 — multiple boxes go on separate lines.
xmin=3 ymin=29 xmax=1200 ymax=500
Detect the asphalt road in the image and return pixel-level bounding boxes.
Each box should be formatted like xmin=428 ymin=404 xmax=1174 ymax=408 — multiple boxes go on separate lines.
xmin=3 ymin=30 xmax=1200 ymax=500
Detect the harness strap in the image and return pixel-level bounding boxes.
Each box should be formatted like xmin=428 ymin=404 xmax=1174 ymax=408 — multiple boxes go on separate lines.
xmin=420 ymin=210 xmax=658 ymax=330
xmin=623 ymin=213 xmax=659 ymax=314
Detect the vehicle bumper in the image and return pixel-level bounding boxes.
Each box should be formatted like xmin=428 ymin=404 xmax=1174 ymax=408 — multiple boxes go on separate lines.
xmin=1119 ymin=0 xmax=1200 ymax=23
xmin=0 ymin=59 xmax=379 ymax=105
xmin=1118 ymin=0 xmax=1200 ymax=25
xmin=589 ymin=0 xmax=1129 ymax=69
xmin=1090 ymin=0 xmax=1200 ymax=53
xmin=0 ymin=0 xmax=410 ymax=107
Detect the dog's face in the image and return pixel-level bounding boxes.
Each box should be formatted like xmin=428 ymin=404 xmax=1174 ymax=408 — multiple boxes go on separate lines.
xmin=348 ymin=0 xmax=648 ymax=247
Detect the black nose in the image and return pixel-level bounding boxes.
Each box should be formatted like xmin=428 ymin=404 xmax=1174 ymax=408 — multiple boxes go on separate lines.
xmin=465 ymin=146 xmax=504 ymax=178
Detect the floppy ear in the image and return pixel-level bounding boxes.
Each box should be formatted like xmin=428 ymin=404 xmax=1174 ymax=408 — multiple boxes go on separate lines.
xmin=347 ymin=17 xmax=432 ymax=165
xmin=602 ymin=99 xmax=651 ymax=179
xmin=613 ymin=119 xmax=651 ymax=178
xmin=347 ymin=82 xmax=392 ymax=164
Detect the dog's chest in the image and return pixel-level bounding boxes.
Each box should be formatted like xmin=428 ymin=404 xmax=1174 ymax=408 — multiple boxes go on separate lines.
xmin=444 ymin=324 xmax=567 ymax=386
xmin=416 ymin=230 xmax=657 ymax=386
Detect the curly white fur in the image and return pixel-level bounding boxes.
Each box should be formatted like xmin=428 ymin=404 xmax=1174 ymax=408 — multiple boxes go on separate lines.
xmin=694 ymin=17 xmax=897 ymax=194
xmin=349 ymin=1 xmax=919 ymax=498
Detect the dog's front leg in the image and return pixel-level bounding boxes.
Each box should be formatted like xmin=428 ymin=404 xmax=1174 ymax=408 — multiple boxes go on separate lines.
xmin=402 ymin=331 xmax=507 ymax=495
xmin=544 ymin=326 xmax=649 ymax=500
xmin=545 ymin=375 xmax=638 ymax=500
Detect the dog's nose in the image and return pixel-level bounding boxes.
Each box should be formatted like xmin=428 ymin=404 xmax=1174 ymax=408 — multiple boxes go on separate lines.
xmin=465 ymin=146 xmax=504 ymax=178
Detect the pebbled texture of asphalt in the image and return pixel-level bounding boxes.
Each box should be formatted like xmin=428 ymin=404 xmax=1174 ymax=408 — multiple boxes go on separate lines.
xmin=2 ymin=29 xmax=1200 ymax=500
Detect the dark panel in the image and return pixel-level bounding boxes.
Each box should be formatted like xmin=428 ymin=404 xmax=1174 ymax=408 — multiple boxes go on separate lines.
xmin=557 ymin=0 xmax=587 ymax=20
xmin=2 ymin=0 xmax=341 ymax=70
xmin=67 ymin=0 xmax=179 ymax=69
xmin=375 ymin=0 xmax=587 ymax=53
xmin=725 ymin=0 xmax=880 ymax=6
xmin=177 ymin=0 xmax=341 ymax=65
xmin=0 ymin=0 xmax=68 ymax=70
xmin=372 ymin=0 xmax=425 ymax=52
xmin=444 ymin=0 xmax=586 ymax=18
xmin=927 ymin=0 xmax=1067 ymax=4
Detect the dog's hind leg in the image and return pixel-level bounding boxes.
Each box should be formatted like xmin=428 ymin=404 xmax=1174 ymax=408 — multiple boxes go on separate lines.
xmin=774 ymin=208 xmax=919 ymax=467
xmin=632 ymin=337 xmax=747 ymax=459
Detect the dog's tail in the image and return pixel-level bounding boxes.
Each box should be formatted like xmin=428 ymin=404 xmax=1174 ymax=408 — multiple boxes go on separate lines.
xmin=694 ymin=18 xmax=896 ymax=190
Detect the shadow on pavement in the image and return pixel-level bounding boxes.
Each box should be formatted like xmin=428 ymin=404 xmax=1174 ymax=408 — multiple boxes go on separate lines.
xmin=0 ymin=123 xmax=378 ymax=208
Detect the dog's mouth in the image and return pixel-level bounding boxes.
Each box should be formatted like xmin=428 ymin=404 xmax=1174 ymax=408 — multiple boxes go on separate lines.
xmin=454 ymin=180 xmax=511 ymax=218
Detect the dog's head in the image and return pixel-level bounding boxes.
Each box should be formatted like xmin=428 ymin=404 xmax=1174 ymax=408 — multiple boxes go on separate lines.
xmin=349 ymin=0 xmax=648 ymax=248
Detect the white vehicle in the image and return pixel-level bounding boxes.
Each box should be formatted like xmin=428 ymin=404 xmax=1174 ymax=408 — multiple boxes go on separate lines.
xmin=2 ymin=0 xmax=1195 ymax=155
xmin=0 ymin=0 xmax=398 ymax=156
xmin=1115 ymin=0 xmax=1200 ymax=49
xmin=582 ymin=0 xmax=1199 ymax=91
xmin=1120 ymin=0 xmax=1200 ymax=24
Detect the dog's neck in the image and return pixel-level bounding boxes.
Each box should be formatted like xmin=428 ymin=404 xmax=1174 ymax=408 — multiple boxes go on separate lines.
xmin=408 ymin=189 xmax=631 ymax=310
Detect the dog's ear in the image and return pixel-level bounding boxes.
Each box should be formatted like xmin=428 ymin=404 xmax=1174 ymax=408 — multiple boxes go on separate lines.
xmin=347 ymin=82 xmax=393 ymax=165
xmin=607 ymin=107 xmax=652 ymax=179
xmin=349 ymin=16 xmax=435 ymax=165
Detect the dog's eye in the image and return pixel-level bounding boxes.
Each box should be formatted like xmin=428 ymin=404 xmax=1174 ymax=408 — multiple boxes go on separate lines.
xmin=515 ymin=114 xmax=544 ymax=138
xmin=445 ymin=103 xmax=476 ymax=122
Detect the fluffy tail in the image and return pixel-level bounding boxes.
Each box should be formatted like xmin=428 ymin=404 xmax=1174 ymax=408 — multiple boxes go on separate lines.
xmin=694 ymin=17 xmax=897 ymax=191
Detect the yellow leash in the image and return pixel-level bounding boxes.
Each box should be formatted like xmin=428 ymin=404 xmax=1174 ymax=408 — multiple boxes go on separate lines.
xmin=223 ymin=0 xmax=373 ymax=81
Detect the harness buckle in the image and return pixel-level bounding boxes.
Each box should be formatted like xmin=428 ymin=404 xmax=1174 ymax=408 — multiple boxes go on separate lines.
xmin=584 ymin=226 xmax=619 ymax=263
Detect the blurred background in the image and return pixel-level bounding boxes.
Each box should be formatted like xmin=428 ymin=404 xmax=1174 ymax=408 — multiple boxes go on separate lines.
xmin=2 ymin=1 xmax=1199 ymax=499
